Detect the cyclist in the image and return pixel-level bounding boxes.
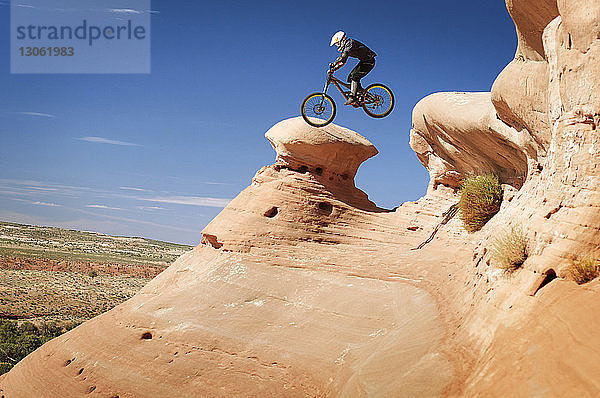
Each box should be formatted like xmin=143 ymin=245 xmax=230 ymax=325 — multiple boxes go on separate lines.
xmin=329 ymin=31 xmax=377 ymax=106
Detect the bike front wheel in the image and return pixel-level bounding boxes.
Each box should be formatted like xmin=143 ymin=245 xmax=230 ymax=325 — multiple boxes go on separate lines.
xmin=301 ymin=92 xmax=336 ymax=127
xmin=362 ymin=83 xmax=394 ymax=118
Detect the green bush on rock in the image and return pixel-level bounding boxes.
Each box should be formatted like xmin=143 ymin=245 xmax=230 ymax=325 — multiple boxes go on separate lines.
xmin=458 ymin=174 xmax=503 ymax=232
xmin=491 ymin=226 xmax=528 ymax=272
xmin=570 ymin=257 xmax=600 ymax=285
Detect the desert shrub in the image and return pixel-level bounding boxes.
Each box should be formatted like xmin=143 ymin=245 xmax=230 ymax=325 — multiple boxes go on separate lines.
xmin=458 ymin=174 xmax=503 ymax=232
xmin=0 ymin=362 xmax=12 ymax=374
xmin=570 ymin=257 xmax=600 ymax=285
xmin=88 ymin=270 xmax=98 ymax=278
xmin=491 ymin=226 xmax=528 ymax=272
xmin=0 ymin=320 xmax=77 ymax=375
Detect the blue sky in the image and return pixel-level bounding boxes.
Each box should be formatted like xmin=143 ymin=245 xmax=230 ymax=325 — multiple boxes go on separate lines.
xmin=0 ymin=1 xmax=516 ymax=245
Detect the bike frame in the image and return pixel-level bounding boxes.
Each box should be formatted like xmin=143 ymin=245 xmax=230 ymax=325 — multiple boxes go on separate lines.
xmin=320 ymin=71 xmax=376 ymax=107
xmin=323 ymin=72 xmax=352 ymax=102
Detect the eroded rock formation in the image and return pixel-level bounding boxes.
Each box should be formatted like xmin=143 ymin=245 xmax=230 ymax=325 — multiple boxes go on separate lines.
xmin=3 ymin=0 xmax=600 ymax=396
xmin=0 ymin=118 xmax=466 ymax=397
xmin=410 ymin=0 xmax=600 ymax=395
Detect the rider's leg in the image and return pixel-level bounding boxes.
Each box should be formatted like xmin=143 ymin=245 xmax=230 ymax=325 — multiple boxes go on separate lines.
xmin=345 ymin=80 xmax=360 ymax=105
xmin=345 ymin=64 xmax=361 ymax=105
xmin=352 ymin=80 xmax=361 ymax=96
xmin=344 ymin=80 xmax=360 ymax=105
xmin=346 ymin=59 xmax=375 ymax=105
xmin=344 ymin=80 xmax=362 ymax=105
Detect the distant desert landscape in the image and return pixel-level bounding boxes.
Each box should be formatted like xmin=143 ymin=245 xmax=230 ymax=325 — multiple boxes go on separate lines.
xmin=0 ymin=221 xmax=192 ymax=376
xmin=0 ymin=221 xmax=191 ymax=323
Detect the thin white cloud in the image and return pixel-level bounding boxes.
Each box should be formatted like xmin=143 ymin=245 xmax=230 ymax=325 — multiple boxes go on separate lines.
xmin=74 ymin=208 xmax=202 ymax=233
xmin=86 ymin=204 xmax=124 ymax=211
xmin=79 ymin=136 xmax=141 ymax=147
xmin=120 ymin=186 xmax=150 ymax=192
xmin=32 ymin=201 xmax=61 ymax=207
xmin=14 ymin=111 xmax=56 ymax=118
xmin=138 ymin=195 xmax=231 ymax=208
xmin=198 ymin=181 xmax=236 ymax=186
xmin=107 ymin=8 xmax=159 ymax=14
xmin=0 ymin=179 xmax=103 ymax=198
xmin=0 ymin=189 xmax=30 ymax=196
xmin=136 ymin=206 xmax=167 ymax=211
xmin=7 ymin=197 xmax=61 ymax=207
xmin=109 ymin=8 xmax=142 ymax=14
xmin=24 ymin=186 xmax=58 ymax=191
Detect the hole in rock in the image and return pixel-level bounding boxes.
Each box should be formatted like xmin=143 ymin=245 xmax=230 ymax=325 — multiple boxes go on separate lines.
xmin=64 ymin=359 xmax=72 ymax=367
xmin=298 ymin=165 xmax=308 ymax=173
xmin=141 ymin=332 xmax=153 ymax=340
xmin=201 ymin=233 xmax=223 ymax=249
xmin=534 ymin=269 xmax=557 ymax=296
xmin=568 ymin=33 xmax=572 ymax=49
xmin=545 ymin=205 xmax=561 ymax=219
xmin=77 ymin=368 xmax=84 ymax=375
xmin=318 ymin=202 xmax=333 ymax=215
xmin=264 ymin=207 xmax=278 ymax=218
xmin=315 ymin=167 xmax=323 ymax=175
xmin=88 ymin=386 xmax=96 ymax=393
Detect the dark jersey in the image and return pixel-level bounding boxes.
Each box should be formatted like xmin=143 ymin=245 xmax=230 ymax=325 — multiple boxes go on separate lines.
xmin=335 ymin=38 xmax=377 ymax=64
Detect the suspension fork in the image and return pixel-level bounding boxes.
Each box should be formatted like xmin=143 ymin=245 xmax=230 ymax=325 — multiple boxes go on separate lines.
xmin=320 ymin=75 xmax=332 ymax=105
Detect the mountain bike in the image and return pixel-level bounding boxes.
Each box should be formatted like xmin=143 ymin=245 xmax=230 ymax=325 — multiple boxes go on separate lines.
xmin=301 ymin=68 xmax=394 ymax=127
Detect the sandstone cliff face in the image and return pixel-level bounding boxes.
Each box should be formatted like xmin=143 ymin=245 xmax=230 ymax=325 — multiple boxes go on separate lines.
xmin=411 ymin=0 xmax=600 ymax=395
xmin=3 ymin=0 xmax=600 ymax=396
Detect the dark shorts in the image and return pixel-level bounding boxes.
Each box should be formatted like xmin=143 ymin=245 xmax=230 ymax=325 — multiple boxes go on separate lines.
xmin=347 ymin=58 xmax=375 ymax=83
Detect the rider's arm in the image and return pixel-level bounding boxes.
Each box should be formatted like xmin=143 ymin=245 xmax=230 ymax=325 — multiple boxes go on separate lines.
xmin=331 ymin=58 xmax=346 ymax=71
xmin=331 ymin=39 xmax=352 ymax=70
xmin=331 ymin=53 xmax=349 ymax=70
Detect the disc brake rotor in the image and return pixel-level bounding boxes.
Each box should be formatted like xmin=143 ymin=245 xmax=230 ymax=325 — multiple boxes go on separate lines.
xmin=313 ymin=103 xmax=325 ymax=115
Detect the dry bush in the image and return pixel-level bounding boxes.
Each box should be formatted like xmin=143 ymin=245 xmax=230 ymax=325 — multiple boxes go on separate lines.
xmin=491 ymin=226 xmax=528 ymax=272
xmin=570 ymin=257 xmax=600 ymax=285
xmin=458 ymin=174 xmax=503 ymax=232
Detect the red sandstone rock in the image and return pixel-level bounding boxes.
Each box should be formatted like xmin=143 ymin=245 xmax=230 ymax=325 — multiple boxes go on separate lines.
xmin=0 ymin=118 xmax=461 ymax=397
xmin=3 ymin=1 xmax=600 ymax=396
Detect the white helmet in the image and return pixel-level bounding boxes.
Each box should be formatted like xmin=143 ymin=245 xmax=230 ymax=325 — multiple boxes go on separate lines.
xmin=330 ymin=31 xmax=346 ymax=51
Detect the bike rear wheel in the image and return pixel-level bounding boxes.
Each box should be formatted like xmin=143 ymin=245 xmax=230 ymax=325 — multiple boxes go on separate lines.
xmin=362 ymin=83 xmax=394 ymax=118
xmin=301 ymin=92 xmax=336 ymax=127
